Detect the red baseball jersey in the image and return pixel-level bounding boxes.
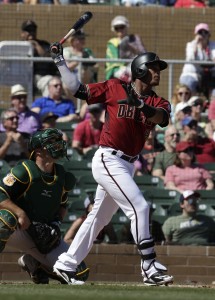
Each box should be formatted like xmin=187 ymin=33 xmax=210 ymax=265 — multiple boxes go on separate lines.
xmin=86 ymin=79 xmax=171 ymax=157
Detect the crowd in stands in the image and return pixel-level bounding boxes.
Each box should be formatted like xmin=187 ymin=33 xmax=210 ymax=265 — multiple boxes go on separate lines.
xmin=0 ymin=16 xmax=215 ymax=247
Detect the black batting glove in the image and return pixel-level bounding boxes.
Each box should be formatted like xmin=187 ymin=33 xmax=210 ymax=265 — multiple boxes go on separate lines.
xmin=49 ymin=42 xmax=64 ymax=64
xmin=118 ymin=84 xmax=144 ymax=108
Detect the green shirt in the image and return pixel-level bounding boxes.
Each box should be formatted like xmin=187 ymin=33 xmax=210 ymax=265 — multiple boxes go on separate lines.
xmin=0 ymin=160 xmax=76 ymax=223
xmin=162 ymin=214 xmax=215 ymax=245
xmin=152 ymin=150 xmax=176 ymax=174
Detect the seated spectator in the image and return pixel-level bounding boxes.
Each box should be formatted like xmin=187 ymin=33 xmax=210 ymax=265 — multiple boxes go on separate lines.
xmin=183 ymin=130 xmax=215 ymax=164
xmin=20 ymin=20 xmax=59 ymax=97
xmin=72 ymin=104 xmax=103 ymax=156
xmin=31 ymin=76 xmax=79 ymax=122
xmin=40 ymin=112 xmax=68 ymax=143
xmin=162 ymin=190 xmax=215 ymax=245
xmin=174 ymin=0 xmax=207 ymax=9
xmin=179 ymin=23 xmax=215 ymax=97
xmin=174 ymin=105 xmax=192 ymax=134
xmin=180 ymin=116 xmax=206 ymax=139
xmin=207 ymin=89 xmax=215 ymax=140
xmin=0 ymin=109 xmax=29 ymax=167
xmin=105 ymin=15 xmax=146 ymax=82
xmin=152 ymin=125 xmax=180 ymax=181
xmin=172 ymin=84 xmax=192 ymax=122
xmin=0 ymin=84 xmax=41 ymax=135
xmin=164 ymin=141 xmax=214 ymax=193
xmin=134 ymin=129 xmax=164 ymax=175
xmin=64 ymin=196 xmax=118 ymax=244
xmin=63 ymin=30 xmax=98 ymax=84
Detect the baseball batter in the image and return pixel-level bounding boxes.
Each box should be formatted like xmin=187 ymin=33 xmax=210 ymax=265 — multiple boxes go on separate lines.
xmin=50 ymin=42 xmax=173 ymax=286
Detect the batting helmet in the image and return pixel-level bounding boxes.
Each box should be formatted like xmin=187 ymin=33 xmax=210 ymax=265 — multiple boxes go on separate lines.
xmin=28 ymin=128 xmax=67 ymax=160
xmin=131 ymin=52 xmax=168 ymax=79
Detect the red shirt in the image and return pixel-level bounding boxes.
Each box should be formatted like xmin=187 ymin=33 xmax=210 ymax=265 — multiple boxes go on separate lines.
xmin=174 ymin=0 xmax=206 ymax=7
xmin=86 ymin=79 xmax=171 ymax=156
xmin=194 ymin=138 xmax=215 ymax=164
xmin=73 ymin=119 xmax=102 ymax=148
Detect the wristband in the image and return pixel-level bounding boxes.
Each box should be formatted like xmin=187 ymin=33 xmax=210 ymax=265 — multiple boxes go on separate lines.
xmin=137 ymin=100 xmax=144 ymax=109
xmin=54 ymin=55 xmax=65 ymax=65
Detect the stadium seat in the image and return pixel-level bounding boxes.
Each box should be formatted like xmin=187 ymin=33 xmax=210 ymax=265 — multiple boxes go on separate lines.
xmin=78 ymin=174 xmax=97 ymax=190
xmin=143 ymin=189 xmax=180 ymax=218
xmin=134 ymin=175 xmax=164 ymax=191
xmin=62 ymin=160 xmax=93 ymax=179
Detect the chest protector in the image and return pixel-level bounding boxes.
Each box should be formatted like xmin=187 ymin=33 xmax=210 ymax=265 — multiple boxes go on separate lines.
xmin=20 ymin=160 xmax=66 ymax=223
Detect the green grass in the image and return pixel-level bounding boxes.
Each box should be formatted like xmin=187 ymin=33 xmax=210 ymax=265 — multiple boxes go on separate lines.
xmin=0 ymin=283 xmax=215 ymax=300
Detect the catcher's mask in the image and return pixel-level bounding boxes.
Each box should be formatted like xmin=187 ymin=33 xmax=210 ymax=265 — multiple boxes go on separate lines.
xmin=131 ymin=52 xmax=168 ymax=80
xmin=28 ymin=128 xmax=67 ymax=160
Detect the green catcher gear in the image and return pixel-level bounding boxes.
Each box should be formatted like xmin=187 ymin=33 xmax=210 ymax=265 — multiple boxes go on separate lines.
xmin=28 ymin=128 xmax=67 ymax=160
xmin=75 ymin=261 xmax=90 ymax=282
xmin=0 ymin=209 xmax=18 ymax=252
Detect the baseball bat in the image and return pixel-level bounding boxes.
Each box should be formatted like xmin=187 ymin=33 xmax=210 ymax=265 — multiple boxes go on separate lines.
xmin=51 ymin=11 xmax=93 ymax=53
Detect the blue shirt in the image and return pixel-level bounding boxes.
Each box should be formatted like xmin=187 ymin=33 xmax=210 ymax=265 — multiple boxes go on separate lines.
xmin=31 ymin=97 xmax=76 ymax=117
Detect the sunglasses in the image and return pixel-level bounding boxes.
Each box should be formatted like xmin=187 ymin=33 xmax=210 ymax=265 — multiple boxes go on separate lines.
xmin=51 ymin=84 xmax=62 ymax=88
xmin=178 ymin=92 xmax=190 ymax=96
xmin=12 ymin=95 xmax=27 ymax=100
xmin=198 ymin=30 xmax=209 ymax=35
xmin=114 ymin=25 xmax=126 ymax=31
xmin=5 ymin=116 xmax=19 ymax=121
xmin=169 ymin=133 xmax=180 ymax=138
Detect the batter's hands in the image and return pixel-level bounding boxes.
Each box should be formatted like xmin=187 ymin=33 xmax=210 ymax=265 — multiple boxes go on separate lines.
xmin=118 ymin=84 xmax=143 ymax=108
xmin=49 ymin=42 xmax=64 ymax=64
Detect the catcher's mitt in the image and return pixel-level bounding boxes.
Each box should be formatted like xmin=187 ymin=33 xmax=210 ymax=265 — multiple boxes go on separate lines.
xmin=27 ymin=221 xmax=61 ymax=254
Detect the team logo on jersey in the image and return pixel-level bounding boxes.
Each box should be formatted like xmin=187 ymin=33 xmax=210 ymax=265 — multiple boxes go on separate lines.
xmin=3 ymin=173 xmax=16 ymax=186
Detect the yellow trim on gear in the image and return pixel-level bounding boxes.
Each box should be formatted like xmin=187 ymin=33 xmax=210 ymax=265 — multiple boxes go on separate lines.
xmin=0 ymin=209 xmax=17 ymax=229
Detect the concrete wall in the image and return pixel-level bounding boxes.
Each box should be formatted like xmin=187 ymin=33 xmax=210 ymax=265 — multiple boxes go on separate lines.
xmin=1 ymin=244 xmax=215 ymax=285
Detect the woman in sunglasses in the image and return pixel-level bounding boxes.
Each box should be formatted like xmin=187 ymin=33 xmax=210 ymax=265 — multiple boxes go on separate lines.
xmin=179 ymin=23 xmax=215 ymax=98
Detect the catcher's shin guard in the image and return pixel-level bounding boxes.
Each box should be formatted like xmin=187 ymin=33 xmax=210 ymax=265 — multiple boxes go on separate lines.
xmin=0 ymin=209 xmax=17 ymax=252
xmin=137 ymin=238 xmax=173 ymax=286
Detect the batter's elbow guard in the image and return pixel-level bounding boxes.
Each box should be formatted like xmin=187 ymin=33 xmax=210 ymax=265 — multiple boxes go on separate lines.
xmin=0 ymin=209 xmax=18 ymax=252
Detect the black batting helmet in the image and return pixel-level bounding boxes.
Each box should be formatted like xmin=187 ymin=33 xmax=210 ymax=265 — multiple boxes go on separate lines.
xmin=131 ymin=52 xmax=168 ymax=79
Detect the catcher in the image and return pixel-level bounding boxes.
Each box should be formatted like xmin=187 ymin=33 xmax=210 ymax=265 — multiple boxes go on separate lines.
xmin=0 ymin=128 xmax=89 ymax=284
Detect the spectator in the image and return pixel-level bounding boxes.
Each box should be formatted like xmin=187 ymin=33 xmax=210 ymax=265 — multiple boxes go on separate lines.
xmin=20 ymin=19 xmax=58 ymax=97
xmin=121 ymin=0 xmax=157 ymax=5
xmin=152 ymin=125 xmax=180 ymax=181
xmin=183 ymin=130 xmax=215 ymax=164
xmin=207 ymin=89 xmax=215 ymax=140
xmin=174 ymin=0 xmax=207 ymax=8
xmin=164 ymin=141 xmax=214 ymax=193
xmin=0 ymin=109 xmax=29 ymax=167
xmin=72 ymin=104 xmax=103 ymax=156
xmin=134 ymin=129 xmax=164 ymax=175
xmin=9 ymin=84 xmax=41 ymax=135
xmin=105 ymin=15 xmax=146 ymax=82
xmin=31 ymin=76 xmax=79 ymax=123
xmin=162 ymin=190 xmax=215 ymax=245
xmin=180 ymin=116 xmax=206 ymax=139
xmin=40 ymin=112 xmax=68 ymax=143
xmin=171 ymin=84 xmax=192 ymax=121
xmin=179 ymin=23 xmax=215 ymax=98
xmin=64 ymin=196 xmax=118 ymax=245
xmin=63 ymin=30 xmax=98 ymax=84
xmin=24 ymin=0 xmax=60 ymax=3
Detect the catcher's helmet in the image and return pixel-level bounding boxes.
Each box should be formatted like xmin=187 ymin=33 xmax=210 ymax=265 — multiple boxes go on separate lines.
xmin=28 ymin=128 xmax=67 ymax=160
xmin=131 ymin=52 xmax=168 ymax=79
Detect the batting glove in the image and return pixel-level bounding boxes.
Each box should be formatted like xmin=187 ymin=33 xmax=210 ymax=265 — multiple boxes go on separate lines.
xmin=118 ymin=83 xmax=144 ymax=108
xmin=49 ymin=42 xmax=64 ymax=65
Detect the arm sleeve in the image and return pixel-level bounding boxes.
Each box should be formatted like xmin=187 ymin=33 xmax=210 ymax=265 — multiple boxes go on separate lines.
xmin=57 ymin=61 xmax=81 ymax=95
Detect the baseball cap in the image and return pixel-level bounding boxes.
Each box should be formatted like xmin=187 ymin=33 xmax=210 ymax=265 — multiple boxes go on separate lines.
xmin=11 ymin=84 xmax=27 ymax=97
xmin=194 ymin=23 xmax=210 ymax=34
xmin=181 ymin=117 xmax=198 ymax=128
xmin=188 ymin=96 xmax=204 ymax=107
xmin=88 ymin=104 xmax=103 ymax=113
xmin=179 ymin=190 xmax=200 ymax=203
xmin=176 ymin=141 xmax=194 ymax=152
xmin=40 ymin=112 xmax=58 ymax=122
xmin=21 ymin=20 xmax=37 ymax=32
xmin=73 ymin=29 xmax=87 ymax=39
xmin=111 ymin=16 xmax=129 ymax=31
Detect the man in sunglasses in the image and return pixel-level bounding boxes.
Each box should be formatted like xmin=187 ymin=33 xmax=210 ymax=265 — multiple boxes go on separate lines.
xmin=0 ymin=108 xmax=29 ymax=167
xmin=162 ymin=190 xmax=215 ymax=245
xmin=179 ymin=23 xmax=215 ymax=98
xmin=31 ymin=76 xmax=79 ymax=123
